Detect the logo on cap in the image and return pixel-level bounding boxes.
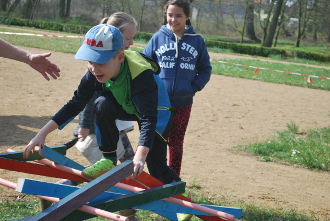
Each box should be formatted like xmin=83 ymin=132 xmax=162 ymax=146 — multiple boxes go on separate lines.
xmin=86 ymin=39 xmax=104 ymax=47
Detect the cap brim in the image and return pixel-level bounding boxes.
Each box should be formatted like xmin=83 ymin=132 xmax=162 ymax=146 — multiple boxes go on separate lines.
xmin=75 ymin=43 xmax=117 ymax=64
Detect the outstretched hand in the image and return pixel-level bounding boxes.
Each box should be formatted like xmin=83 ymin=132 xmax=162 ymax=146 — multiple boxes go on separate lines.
xmin=28 ymin=52 xmax=61 ymax=81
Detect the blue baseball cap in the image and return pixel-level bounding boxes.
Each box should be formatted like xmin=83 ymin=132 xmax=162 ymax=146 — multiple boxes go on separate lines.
xmin=75 ymin=24 xmax=124 ymax=64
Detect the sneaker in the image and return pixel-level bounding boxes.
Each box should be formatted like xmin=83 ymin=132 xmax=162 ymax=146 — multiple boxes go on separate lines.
xmin=57 ymin=179 xmax=83 ymax=186
xmin=81 ymin=158 xmax=115 ymax=180
xmin=177 ymin=189 xmax=193 ymax=221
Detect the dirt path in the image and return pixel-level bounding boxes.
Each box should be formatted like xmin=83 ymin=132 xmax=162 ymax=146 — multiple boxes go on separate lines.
xmin=0 ymin=29 xmax=329 ymax=220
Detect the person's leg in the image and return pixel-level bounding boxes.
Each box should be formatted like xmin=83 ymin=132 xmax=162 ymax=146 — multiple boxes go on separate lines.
xmin=81 ymin=91 xmax=121 ymax=179
xmin=94 ymin=92 xmax=120 ymax=158
xmin=82 ymin=91 xmax=137 ymax=179
xmin=146 ymin=119 xmax=181 ymax=184
xmin=119 ymin=132 xmax=135 ymax=162
xmin=168 ymin=105 xmax=192 ymax=176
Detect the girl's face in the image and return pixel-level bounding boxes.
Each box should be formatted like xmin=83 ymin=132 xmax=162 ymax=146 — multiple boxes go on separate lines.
xmin=166 ymin=4 xmax=189 ymax=37
xmin=122 ymin=24 xmax=137 ymax=50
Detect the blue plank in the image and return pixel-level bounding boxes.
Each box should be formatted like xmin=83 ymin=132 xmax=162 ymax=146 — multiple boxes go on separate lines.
xmin=41 ymin=145 xmax=85 ymax=170
xmin=17 ymin=178 xmax=242 ymax=218
xmin=23 ymin=160 xmax=133 ymax=221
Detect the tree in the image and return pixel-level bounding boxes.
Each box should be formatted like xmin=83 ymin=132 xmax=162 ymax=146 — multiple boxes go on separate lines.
xmin=245 ymin=0 xmax=260 ymax=43
xmin=0 ymin=0 xmax=9 ymax=11
xmin=59 ymin=0 xmax=71 ymax=19
xmin=295 ymin=0 xmax=316 ymax=47
xmin=273 ymin=1 xmax=286 ymax=47
xmin=258 ymin=0 xmax=275 ymax=46
xmin=139 ymin=0 xmax=147 ymax=31
xmin=22 ymin=0 xmax=40 ymax=20
xmin=262 ymin=0 xmax=284 ymax=47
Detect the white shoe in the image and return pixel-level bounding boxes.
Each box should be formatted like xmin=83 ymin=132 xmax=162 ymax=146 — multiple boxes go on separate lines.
xmin=76 ymin=134 xmax=102 ymax=165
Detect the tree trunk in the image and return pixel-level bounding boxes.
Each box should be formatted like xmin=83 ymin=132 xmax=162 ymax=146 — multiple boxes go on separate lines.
xmin=0 ymin=0 xmax=9 ymax=11
xmin=139 ymin=0 xmax=146 ymax=32
xmin=22 ymin=0 xmax=39 ymax=19
xmin=65 ymin=0 xmax=71 ymax=18
xmin=245 ymin=1 xmax=260 ymax=43
xmin=7 ymin=0 xmax=21 ymax=13
xmin=262 ymin=0 xmax=284 ymax=47
xmin=273 ymin=2 xmax=286 ymax=47
xmin=59 ymin=0 xmax=65 ymax=18
xmin=260 ymin=0 xmax=275 ymax=46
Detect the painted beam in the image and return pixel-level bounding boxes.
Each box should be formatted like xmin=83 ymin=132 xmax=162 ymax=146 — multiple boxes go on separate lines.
xmin=16 ymin=176 xmax=240 ymax=219
xmin=18 ymin=145 xmax=241 ymax=220
xmin=0 ymin=157 xmax=86 ymax=181
xmin=0 ymin=178 xmax=128 ymax=221
xmin=40 ymin=145 xmax=85 ymax=170
xmin=122 ymin=172 xmax=243 ymax=220
xmin=17 ymin=178 xmax=187 ymax=221
xmin=18 ymin=160 xmax=133 ymax=221
xmin=0 ymin=145 xmax=66 ymax=161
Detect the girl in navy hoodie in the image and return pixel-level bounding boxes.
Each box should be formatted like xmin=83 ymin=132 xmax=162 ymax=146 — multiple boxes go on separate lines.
xmin=144 ymin=0 xmax=212 ymax=176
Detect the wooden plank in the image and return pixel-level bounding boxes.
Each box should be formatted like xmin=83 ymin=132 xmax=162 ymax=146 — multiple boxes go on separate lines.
xmin=19 ymin=160 xmax=133 ymax=221
xmin=35 ymin=147 xmax=240 ymax=220
xmin=17 ymin=178 xmax=186 ymax=221
xmin=0 ymin=145 xmax=66 ymax=161
xmin=0 ymin=178 xmax=127 ymax=221
xmin=0 ymin=158 xmax=86 ymax=181
xmin=41 ymin=145 xmax=85 ymax=170
xmin=122 ymin=172 xmax=243 ymax=220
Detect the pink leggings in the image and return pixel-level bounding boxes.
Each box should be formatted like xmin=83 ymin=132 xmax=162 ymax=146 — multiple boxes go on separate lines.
xmin=168 ymin=105 xmax=192 ymax=175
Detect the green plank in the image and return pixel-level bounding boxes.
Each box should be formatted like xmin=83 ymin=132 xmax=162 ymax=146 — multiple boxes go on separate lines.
xmin=0 ymin=145 xmax=67 ymax=161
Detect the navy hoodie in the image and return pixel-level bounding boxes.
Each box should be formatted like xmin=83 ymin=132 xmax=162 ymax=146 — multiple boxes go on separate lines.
xmin=144 ymin=24 xmax=212 ymax=107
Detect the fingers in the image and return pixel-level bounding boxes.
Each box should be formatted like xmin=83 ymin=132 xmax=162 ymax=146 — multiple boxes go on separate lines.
xmin=38 ymin=144 xmax=44 ymax=156
xmin=45 ymin=66 xmax=60 ymax=80
xmin=23 ymin=143 xmax=35 ymax=158
xmin=132 ymin=160 xmax=144 ymax=178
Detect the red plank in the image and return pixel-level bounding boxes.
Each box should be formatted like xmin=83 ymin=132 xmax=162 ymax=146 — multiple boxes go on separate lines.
xmin=121 ymin=172 xmax=229 ymax=221
xmin=0 ymin=157 xmax=87 ymax=182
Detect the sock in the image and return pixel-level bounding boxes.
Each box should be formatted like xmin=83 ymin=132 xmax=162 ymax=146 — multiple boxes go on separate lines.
xmin=102 ymin=156 xmax=117 ymax=166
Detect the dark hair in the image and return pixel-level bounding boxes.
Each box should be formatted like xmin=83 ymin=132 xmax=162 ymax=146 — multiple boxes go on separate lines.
xmin=164 ymin=0 xmax=191 ymax=25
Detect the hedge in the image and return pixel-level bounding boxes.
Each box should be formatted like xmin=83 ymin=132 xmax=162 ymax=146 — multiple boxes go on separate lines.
xmin=0 ymin=16 xmax=329 ymax=63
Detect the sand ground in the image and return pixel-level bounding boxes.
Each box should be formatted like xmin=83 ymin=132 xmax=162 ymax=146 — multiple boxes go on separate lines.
xmin=0 ymin=42 xmax=329 ymax=220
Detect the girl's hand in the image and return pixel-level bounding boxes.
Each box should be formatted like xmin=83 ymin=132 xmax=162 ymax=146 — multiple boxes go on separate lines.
xmin=77 ymin=128 xmax=90 ymax=141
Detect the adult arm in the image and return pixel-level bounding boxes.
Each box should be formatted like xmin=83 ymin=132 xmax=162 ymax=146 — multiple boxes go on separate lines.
xmin=0 ymin=38 xmax=60 ymax=81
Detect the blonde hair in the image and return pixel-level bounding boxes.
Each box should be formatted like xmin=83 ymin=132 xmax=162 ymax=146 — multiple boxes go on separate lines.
xmin=100 ymin=12 xmax=138 ymax=33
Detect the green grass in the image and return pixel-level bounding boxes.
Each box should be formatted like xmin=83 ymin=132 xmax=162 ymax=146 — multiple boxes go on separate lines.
xmin=234 ymin=123 xmax=330 ymax=172
xmin=0 ymin=193 xmax=324 ymax=221
xmin=0 ymin=196 xmax=40 ymax=220
xmin=211 ymin=58 xmax=330 ymax=90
